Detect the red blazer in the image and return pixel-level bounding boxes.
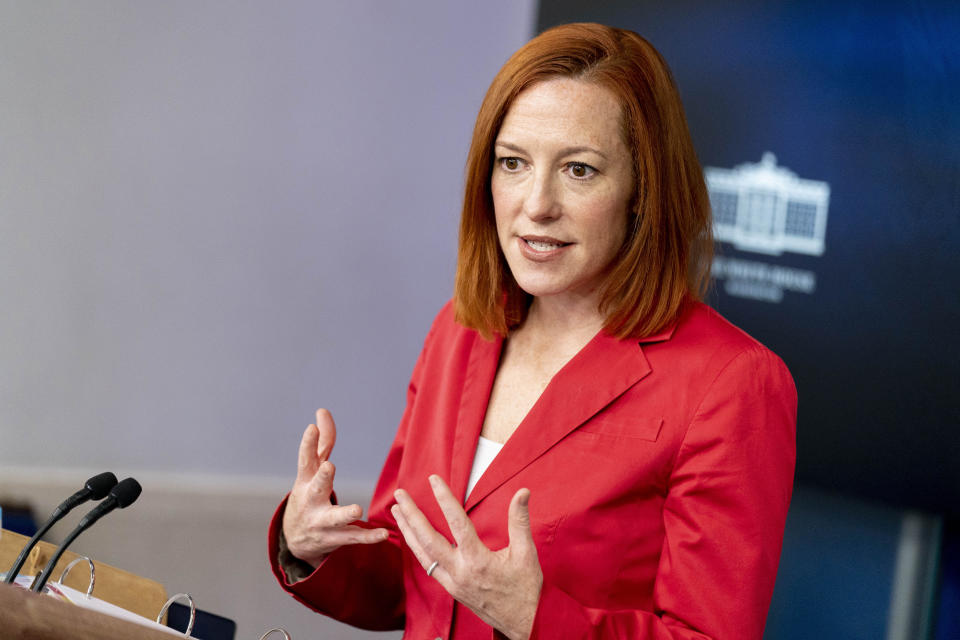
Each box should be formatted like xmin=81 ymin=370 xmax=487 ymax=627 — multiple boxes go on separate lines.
xmin=268 ymin=300 xmax=797 ymax=639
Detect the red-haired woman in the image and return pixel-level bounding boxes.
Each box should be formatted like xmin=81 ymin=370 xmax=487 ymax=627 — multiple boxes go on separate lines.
xmin=271 ymin=23 xmax=796 ymax=640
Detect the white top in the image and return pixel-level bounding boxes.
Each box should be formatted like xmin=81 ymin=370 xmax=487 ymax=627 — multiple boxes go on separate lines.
xmin=465 ymin=436 xmax=504 ymax=498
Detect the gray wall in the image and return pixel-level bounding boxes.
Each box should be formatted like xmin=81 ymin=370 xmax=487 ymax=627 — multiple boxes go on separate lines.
xmin=0 ymin=2 xmax=535 ymax=485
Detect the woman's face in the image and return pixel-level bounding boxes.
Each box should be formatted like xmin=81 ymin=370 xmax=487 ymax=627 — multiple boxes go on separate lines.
xmin=491 ymin=77 xmax=634 ymax=306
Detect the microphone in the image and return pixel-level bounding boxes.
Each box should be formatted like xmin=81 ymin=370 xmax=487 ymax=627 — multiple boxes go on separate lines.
xmin=31 ymin=477 xmax=142 ymax=593
xmin=4 ymin=471 xmax=118 ymax=584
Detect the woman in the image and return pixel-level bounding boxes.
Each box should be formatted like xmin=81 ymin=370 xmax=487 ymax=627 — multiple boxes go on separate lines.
xmin=270 ymin=23 xmax=796 ymax=640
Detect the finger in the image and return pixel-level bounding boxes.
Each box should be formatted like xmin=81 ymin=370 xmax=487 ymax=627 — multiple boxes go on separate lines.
xmin=296 ymin=423 xmax=320 ymax=482
xmin=314 ymin=409 xmax=336 ymax=462
xmin=323 ymin=503 xmax=363 ymax=528
xmin=393 ymin=490 xmax=455 ymax=566
xmin=391 ymin=504 xmax=431 ymax=567
xmin=428 ymin=474 xmax=478 ymax=549
xmin=507 ymin=488 xmax=535 ymax=556
xmin=328 ymin=524 xmax=390 ymax=546
xmin=308 ymin=460 xmax=336 ymax=504
xmin=392 ymin=505 xmax=456 ymax=594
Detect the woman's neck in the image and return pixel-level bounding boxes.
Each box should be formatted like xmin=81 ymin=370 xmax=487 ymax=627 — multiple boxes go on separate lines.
xmin=519 ymin=293 xmax=606 ymax=347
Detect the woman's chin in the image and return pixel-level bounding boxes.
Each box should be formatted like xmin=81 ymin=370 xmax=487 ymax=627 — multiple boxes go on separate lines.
xmin=514 ymin=278 xmax=599 ymax=303
xmin=513 ymin=278 xmax=564 ymax=299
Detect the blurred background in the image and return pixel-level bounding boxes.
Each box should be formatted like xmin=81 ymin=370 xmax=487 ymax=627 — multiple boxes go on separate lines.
xmin=1 ymin=1 xmax=956 ymax=638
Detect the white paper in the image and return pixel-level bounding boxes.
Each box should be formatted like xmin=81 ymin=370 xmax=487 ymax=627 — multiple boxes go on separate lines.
xmin=5 ymin=575 xmax=186 ymax=636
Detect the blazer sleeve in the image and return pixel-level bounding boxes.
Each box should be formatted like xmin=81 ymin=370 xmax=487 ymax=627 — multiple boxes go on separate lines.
xmin=266 ymin=313 xmax=442 ymax=631
xmin=525 ymin=345 xmax=797 ymax=639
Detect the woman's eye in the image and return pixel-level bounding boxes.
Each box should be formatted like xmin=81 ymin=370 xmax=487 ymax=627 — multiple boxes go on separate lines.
xmin=499 ymin=157 xmax=522 ymax=171
xmin=567 ymin=162 xmax=596 ymax=179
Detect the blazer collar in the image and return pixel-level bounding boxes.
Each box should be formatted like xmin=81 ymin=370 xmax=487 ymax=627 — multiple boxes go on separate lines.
xmin=450 ymin=316 xmax=678 ymax=512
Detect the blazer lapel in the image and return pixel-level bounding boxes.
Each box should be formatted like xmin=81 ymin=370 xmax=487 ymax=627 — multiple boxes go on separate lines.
xmin=449 ymin=331 xmax=503 ymax=503
xmin=464 ymin=325 xmax=672 ymax=512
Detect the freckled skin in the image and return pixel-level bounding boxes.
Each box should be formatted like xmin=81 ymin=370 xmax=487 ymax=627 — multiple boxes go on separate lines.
xmin=492 ymin=77 xmax=635 ymax=308
xmin=481 ymin=77 xmax=637 ymax=450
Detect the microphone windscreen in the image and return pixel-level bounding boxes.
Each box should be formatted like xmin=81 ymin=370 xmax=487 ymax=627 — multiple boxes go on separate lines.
xmin=111 ymin=478 xmax=142 ymax=508
xmin=85 ymin=472 xmax=118 ymax=500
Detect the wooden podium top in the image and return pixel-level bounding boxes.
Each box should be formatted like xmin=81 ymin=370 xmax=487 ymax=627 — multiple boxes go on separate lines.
xmin=0 ymin=529 xmax=167 ymax=620
xmin=0 ymin=582 xmax=178 ymax=640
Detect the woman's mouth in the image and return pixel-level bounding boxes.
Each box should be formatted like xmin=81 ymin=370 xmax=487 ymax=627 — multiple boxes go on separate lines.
xmin=525 ymin=238 xmax=568 ymax=251
xmin=518 ymin=236 xmax=572 ymax=260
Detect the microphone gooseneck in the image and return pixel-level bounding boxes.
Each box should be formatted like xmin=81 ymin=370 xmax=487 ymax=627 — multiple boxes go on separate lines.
xmin=4 ymin=472 xmax=118 ymax=584
xmin=31 ymin=477 xmax=141 ymax=593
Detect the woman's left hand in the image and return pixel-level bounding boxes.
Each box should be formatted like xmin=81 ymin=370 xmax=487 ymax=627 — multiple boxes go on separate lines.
xmin=392 ymin=475 xmax=543 ymax=640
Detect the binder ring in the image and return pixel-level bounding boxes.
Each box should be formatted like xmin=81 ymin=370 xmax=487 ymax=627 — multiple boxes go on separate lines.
xmin=57 ymin=556 xmax=95 ymax=598
xmin=157 ymin=592 xmax=196 ymax=636
xmin=259 ymin=628 xmax=292 ymax=640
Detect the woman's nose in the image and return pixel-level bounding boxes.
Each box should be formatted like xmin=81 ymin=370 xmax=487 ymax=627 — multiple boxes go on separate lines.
xmin=521 ymin=170 xmax=560 ymax=221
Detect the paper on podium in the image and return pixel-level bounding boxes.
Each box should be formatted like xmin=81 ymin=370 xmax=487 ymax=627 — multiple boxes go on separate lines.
xmin=0 ymin=528 xmax=168 ymax=619
xmin=7 ymin=575 xmax=184 ymax=637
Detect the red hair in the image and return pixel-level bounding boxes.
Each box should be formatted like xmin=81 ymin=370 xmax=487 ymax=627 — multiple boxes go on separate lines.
xmin=453 ymin=23 xmax=712 ymax=339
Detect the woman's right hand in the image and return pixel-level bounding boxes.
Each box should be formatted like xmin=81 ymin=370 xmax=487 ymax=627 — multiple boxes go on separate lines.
xmin=282 ymin=409 xmax=390 ymax=567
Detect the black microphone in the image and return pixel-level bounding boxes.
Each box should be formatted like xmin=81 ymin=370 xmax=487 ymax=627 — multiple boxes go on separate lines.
xmin=31 ymin=477 xmax=142 ymax=593
xmin=4 ymin=471 xmax=118 ymax=584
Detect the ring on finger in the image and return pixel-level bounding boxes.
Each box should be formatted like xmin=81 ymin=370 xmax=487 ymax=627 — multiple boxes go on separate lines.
xmin=426 ymin=560 xmax=439 ymax=577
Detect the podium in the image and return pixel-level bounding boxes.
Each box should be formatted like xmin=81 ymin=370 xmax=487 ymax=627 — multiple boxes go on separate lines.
xmin=0 ymin=529 xmax=167 ymax=619
xmin=0 ymin=582 xmax=180 ymax=640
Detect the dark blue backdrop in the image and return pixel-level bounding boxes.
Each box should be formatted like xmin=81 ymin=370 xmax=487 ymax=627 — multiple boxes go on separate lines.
xmin=537 ymin=0 xmax=960 ymax=514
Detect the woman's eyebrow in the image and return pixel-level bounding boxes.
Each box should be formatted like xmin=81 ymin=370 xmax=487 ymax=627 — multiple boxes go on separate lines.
xmin=494 ymin=140 xmax=527 ymax=154
xmin=560 ymin=145 xmax=607 ymax=160
xmin=494 ymin=140 xmax=608 ymax=160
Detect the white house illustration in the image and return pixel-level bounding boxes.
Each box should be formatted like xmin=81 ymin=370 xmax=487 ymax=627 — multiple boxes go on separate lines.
xmin=705 ymin=153 xmax=830 ymax=257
